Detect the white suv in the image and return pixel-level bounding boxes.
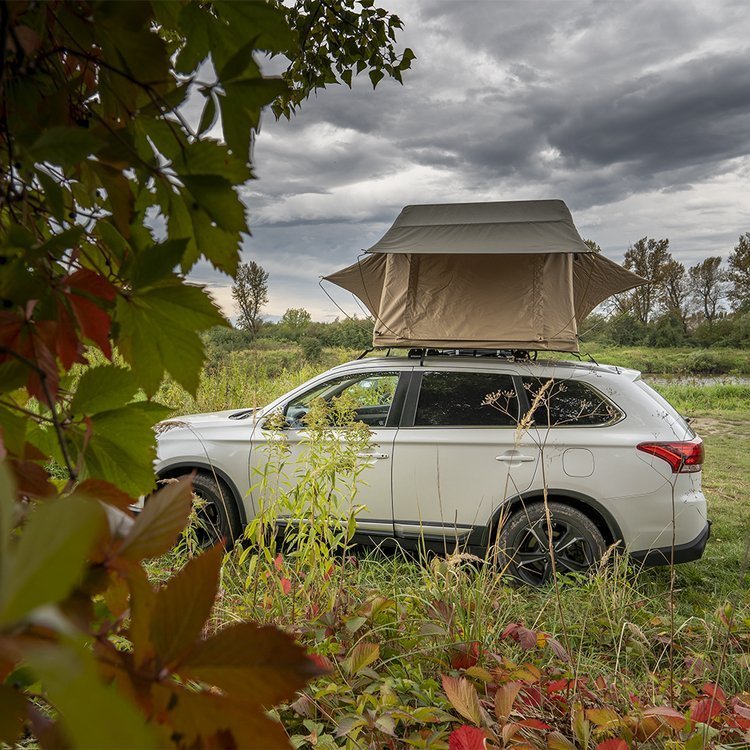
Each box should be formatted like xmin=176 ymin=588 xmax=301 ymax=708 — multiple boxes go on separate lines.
xmin=154 ymin=353 xmax=709 ymax=584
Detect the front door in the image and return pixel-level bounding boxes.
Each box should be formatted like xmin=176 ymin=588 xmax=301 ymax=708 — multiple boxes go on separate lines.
xmin=249 ymin=369 xmax=408 ymax=539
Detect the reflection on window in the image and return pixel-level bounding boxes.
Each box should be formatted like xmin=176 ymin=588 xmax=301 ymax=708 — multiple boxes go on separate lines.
xmin=415 ymin=372 xmax=519 ymax=426
xmin=522 ymin=378 xmax=621 ymax=427
xmin=285 ymin=372 xmax=399 ymax=428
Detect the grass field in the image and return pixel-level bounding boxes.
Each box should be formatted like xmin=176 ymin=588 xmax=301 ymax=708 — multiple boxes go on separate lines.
xmin=155 ymin=347 xmax=750 ymax=747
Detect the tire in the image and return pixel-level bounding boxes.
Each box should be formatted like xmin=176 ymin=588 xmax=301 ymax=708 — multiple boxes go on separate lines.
xmin=184 ymin=472 xmax=242 ymax=550
xmin=497 ymin=501 xmax=606 ymax=586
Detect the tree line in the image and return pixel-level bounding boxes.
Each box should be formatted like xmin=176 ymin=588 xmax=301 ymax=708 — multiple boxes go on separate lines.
xmin=584 ymin=233 xmax=749 ymax=347
xmin=231 ymin=232 xmax=749 ymax=354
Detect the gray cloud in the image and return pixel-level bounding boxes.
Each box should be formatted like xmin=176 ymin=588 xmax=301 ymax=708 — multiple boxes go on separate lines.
xmin=193 ymin=0 xmax=750 ymax=319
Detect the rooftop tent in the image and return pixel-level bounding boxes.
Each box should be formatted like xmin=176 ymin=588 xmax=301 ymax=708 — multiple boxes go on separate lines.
xmin=323 ymin=200 xmax=645 ymax=352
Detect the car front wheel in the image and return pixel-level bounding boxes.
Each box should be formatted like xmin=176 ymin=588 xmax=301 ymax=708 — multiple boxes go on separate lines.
xmin=182 ymin=472 xmax=242 ymax=550
xmin=497 ymin=501 xmax=606 ymax=586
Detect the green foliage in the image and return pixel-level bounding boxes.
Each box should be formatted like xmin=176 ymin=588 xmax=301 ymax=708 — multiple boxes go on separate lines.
xmin=0 ymin=0 xmax=409 ymax=745
xmin=274 ymin=0 xmax=415 ymax=118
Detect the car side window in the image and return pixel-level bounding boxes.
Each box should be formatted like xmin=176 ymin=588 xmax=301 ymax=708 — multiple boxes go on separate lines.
xmin=522 ymin=377 xmax=621 ymax=427
xmin=414 ymin=371 xmax=519 ymax=426
xmin=285 ymin=372 xmax=400 ymax=428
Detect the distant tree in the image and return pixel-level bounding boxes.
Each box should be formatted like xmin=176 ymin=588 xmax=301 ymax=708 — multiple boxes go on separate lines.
xmin=621 ymin=237 xmax=671 ymax=325
xmin=232 ymin=261 xmax=269 ymax=335
xmin=281 ymin=307 xmax=312 ymax=340
xmin=727 ymin=233 xmax=750 ymax=311
xmin=688 ymin=256 xmax=725 ymax=322
xmin=583 ymin=239 xmax=602 ymax=253
xmin=660 ymin=259 xmax=689 ymax=331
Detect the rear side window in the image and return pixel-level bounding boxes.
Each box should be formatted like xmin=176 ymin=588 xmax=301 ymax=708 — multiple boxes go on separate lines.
xmin=415 ymin=372 xmax=519 ymax=426
xmin=522 ymin=377 xmax=622 ymax=427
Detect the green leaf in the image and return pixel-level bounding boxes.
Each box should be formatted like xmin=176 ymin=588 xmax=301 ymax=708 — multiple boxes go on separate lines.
xmin=35 ymin=169 xmax=66 ymax=222
xmin=84 ymin=402 xmax=171 ymax=497
xmin=0 ymin=404 xmax=27 ymax=455
xmin=0 ymin=461 xmax=16 ymax=582
xmin=0 ymin=496 xmax=106 ymax=625
xmin=129 ymin=239 xmax=188 ymax=287
xmin=25 ymin=640 xmax=157 ymax=749
xmin=342 ymin=642 xmax=380 ymax=676
xmin=29 ymin=127 xmax=104 ymax=168
xmin=215 ymin=1 xmax=296 ymax=54
xmin=175 ymin=140 xmax=251 ymax=185
xmin=181 ymin=175 xmax=246 ymax=233
xmin=190 ymin=205 xmax=242 ymax=275
xmin=174 ymin=3 xmax=212 ymax=75
xmin=369 ymin=68 xmax=385 ymax=88
xmin=0 ymin=685 xmax=27 ymax=745
xmin=178 ymin=623 xmax=324 ymax=704
xmin=119 ymin=477 xmax=193 ymax=561
xmin=70 ymin=365 xmax=139 ymax=415
xmin=152 ymin=544 xmax=223 ymax=667
xmin=197 ymin=92 xmax=218 ymax=136
xmin=115 ymin=278 xmax=228 ymax=395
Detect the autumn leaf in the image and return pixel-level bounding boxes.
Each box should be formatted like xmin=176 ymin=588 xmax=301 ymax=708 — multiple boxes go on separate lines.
xmin=642 ymin=705 xmax=686 ymax=731
xmin=177 ymin=623 xmax=326 ymax=705
xmin=342 ymin=642 xmax=380 ymax=676
xmin=594 ymin=740 xmax=628 ymax=750
xmin=118 ymin=477 xmax=193 ymax=561
xmin=442 ymin=675 xmax=483 ymax=726
xmin=494 ymin=681 xmax=521 ymax=722
xmin=449 ymin=725 xmax=487 ymax=750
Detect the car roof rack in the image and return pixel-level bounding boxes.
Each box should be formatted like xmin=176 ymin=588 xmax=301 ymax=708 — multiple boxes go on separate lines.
xmin=405 ymin=348 xmax=537 ymax=364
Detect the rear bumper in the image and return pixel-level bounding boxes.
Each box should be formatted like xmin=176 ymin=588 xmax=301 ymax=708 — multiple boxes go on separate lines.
xmin=630 ymin=520 xmax=711 ymax=567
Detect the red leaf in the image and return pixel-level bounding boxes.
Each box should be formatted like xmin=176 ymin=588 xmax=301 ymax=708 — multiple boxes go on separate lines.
xmin=595 ymin=741 xmax=628 ymax=750
xmin=690 ymin=696 xmax=722 ymax=724
xmin=518 ymin=718 xmax=552 ymax=730
xmin=280 ymin=577 xmax=292 ymax=595
xmin=10 ymin=458 xmax=57 ymax=498
xmin=55 ymin=301 xmax=85 ymax=370
xmin=501 ymin=623 xmax=537 ymax=650
xmin=449 ymin=725 xmax=486 ymax=750
xmin=642 ymin=705 xmax=686 ymax=731
xmin=451 ymin=641 xmax=480 ymax=670
xmin=75 ymin=479 xmax=135 ymax=511
xmin=65 ymin=268 xmax=117 ymax=301
xmin=68 ymin=294 xmax=112 ymax=358
xmin=274 ymin=553 xmax=283 ymax=571
xmin=701 ymin=682 xmax=726 ymax=704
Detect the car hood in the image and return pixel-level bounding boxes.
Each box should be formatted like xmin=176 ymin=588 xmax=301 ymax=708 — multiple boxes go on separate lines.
xmin=156 ymin=407 xmax=260 ymax=434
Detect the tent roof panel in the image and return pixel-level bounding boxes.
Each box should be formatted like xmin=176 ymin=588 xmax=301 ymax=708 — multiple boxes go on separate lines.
xmin=367 ymin=199 xmax=590 ymax=254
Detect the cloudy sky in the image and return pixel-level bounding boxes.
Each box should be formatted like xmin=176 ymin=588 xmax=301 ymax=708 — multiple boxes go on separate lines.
xmin=191 ymin=0 xmax=750 ymax=321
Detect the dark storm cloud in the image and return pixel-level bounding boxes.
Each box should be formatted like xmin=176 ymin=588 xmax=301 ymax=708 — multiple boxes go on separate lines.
xmin=194 ymin=0 xmax=750 ymax=319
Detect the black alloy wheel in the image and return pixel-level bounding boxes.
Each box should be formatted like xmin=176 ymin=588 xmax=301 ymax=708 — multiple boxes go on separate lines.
xmin=183 ymin=472 xmax=241 ymax=550
xmin=498 ymin=502 xmax=606 ymax=586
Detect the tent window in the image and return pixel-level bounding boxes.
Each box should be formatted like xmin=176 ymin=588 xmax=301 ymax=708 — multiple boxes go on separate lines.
xmin=522 ymin=378 xmax=622 ymax=427
xmin=414 ymin=372 xmax=519 ymax=427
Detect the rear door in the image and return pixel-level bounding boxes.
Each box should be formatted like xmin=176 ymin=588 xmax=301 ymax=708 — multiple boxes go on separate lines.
xmin=390 ymin=368 xmax=539 ymax=545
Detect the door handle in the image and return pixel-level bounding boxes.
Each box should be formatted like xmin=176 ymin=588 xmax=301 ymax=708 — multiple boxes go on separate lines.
xmin=495 ymin=454 xmax=535 ymax=462
xmin=357 ymin=452 xmax=389 ymax=460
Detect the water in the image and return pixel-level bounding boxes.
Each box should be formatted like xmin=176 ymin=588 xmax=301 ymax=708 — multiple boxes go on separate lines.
xmin=644 ymin=375 xmax=750 ymax=387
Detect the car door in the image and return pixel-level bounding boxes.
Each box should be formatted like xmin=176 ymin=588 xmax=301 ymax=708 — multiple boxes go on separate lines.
xmin=248 ymin=369 xmax=409 ymax=538
xmin=390 ymin=368 xmax=539 ymax=544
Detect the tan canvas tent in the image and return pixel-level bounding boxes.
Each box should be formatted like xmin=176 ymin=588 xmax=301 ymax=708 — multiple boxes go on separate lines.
xmin=324 ymin=200 xmax=645 ymax=352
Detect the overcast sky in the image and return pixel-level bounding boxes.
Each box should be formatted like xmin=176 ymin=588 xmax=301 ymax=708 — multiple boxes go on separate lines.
xmin=190 ymin=0 xmax=750 ymax=321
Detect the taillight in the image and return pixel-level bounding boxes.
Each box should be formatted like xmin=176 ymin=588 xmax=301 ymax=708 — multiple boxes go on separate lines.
xmin=637 ymin=439 xmax=704 ymax=473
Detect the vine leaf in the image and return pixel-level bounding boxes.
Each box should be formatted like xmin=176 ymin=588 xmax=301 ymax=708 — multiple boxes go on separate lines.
xmin=118 ymin=477 xmax=193 ymax=562
xmin=151 ymin=544 xmax=224 ymax=668
xmin=177 ymin=623 xmax=326 ymax=704
xmin=0 ymin=497 xmax=105 ymax=626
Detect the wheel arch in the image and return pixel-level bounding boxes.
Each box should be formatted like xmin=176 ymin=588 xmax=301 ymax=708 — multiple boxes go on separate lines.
xmin=157 ymin=461 xmax=248 ymax=528
xmin=483 ymin=490 xmax=623 ymax=548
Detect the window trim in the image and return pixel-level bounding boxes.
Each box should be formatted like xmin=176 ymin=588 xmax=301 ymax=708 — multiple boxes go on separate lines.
xmin=519 ymin=376 xmax=625 ymax=429
xmin=281 ymin=369 xmax=410 ymax=430
xmin=402 ymin=369 xmax=522 ymax=429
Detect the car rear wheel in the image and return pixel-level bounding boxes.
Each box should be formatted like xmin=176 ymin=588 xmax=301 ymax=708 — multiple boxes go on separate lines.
xmin=498 ymin=501 xmax=606 ymax=586
xmin=183 ymin=472 xmax=242 ymax=550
